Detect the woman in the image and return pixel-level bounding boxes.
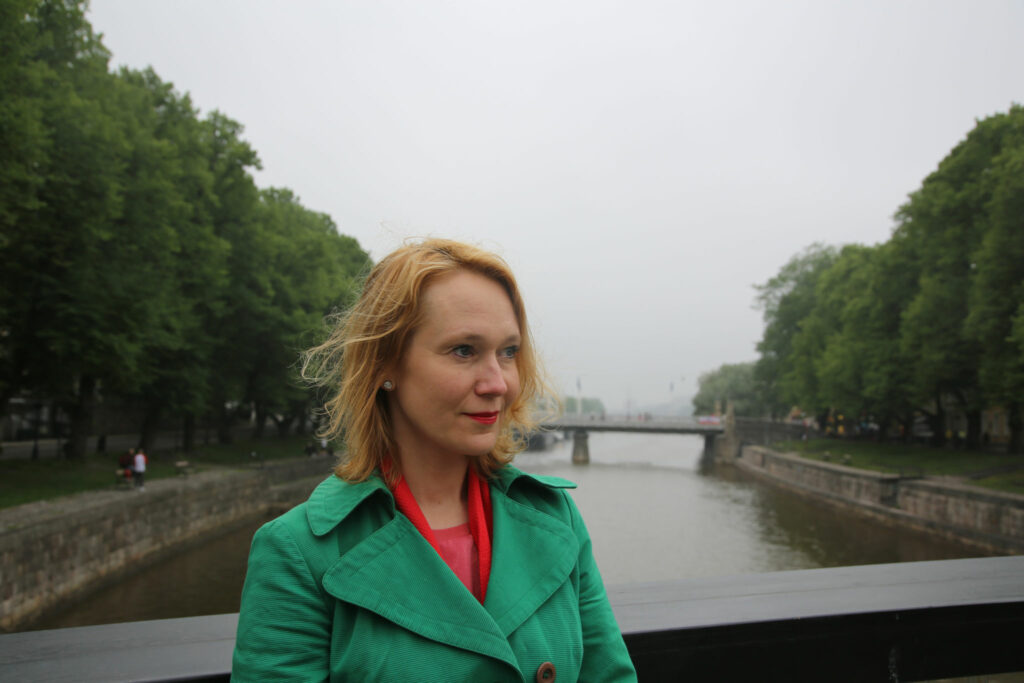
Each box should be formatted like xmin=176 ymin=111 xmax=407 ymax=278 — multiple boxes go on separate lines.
xmin=232 ymin=239 xmax=636 ymax=682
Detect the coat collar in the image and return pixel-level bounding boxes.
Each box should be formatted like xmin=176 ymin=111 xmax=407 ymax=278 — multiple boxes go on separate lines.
xmin=305 ymin=472 xmax=392 ymax=537
xmin=304 ymin=465 xmax=576 ymax=537
xmin=307 ymin=466 xmax=579 ymax=670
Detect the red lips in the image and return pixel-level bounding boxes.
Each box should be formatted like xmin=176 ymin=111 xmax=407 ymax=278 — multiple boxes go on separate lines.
xmin=466 ymin=412 xmax=499 ymax=424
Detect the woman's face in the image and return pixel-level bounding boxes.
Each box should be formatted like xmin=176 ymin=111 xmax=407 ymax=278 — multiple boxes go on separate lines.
xmin=387 ymin=269 xmax=521 ymax=465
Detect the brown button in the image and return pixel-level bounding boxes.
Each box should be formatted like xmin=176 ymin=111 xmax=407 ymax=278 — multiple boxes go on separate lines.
xmin=536 ymin=661 xmax=556 ymax=683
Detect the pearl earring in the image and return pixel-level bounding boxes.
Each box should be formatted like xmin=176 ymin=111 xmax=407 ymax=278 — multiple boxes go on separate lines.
xmin=383 ymin=380 xmax=394 ymax=391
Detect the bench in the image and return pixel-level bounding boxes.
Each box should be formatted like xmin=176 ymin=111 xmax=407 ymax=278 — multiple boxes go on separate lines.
xmin=175 ymin=460 xmax=196 ymax=477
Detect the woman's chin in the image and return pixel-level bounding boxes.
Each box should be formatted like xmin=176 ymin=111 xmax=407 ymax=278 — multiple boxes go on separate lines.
xmin=461 ymin=436 xmax=498 ymax=458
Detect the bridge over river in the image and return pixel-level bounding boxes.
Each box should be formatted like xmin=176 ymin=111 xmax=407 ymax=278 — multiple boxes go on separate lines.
xmin=537 ymin=415 xmax=725 ymax=463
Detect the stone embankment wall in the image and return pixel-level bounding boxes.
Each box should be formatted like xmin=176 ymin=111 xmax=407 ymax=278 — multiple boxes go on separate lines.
xmin=732 ymin=445 xmax=1024 ymax=554
xmin=0 ymin=458 xmax=331 ymax=631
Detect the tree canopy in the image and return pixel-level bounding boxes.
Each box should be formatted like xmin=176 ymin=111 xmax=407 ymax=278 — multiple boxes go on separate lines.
xmin=564 ymin=396 xmax=606 ymax=415
xmin=0 ymin=0 xmax=372 ymax=457
xmin=691 ymin=361 xmax=768 ymax=418
xmin=741 ymin=104 xmax=1024 ymax=451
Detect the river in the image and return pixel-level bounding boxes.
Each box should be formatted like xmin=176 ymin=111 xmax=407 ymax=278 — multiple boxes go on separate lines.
xmin=32 ymin=432 xmax=985 ymax=630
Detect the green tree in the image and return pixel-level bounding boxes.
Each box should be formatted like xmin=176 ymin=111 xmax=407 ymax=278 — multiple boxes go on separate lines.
xmin=0 ymin=0 xmax=136 ymax=458
xmin=563 ymin=396 xmax=606 ymax=415
xmin=896 ymin=106 xmax=1024 ymax=448
xmin=198 ymin=111 xmax=265 ymax=443
xmin=692 ymin=361 xmax=766 ymax=417
xmin=807 ymin=243 xmax=916 ymax=436
xmin=0 ymin=2 xmax=373 ymax=457
xmin=0 ymin=0 xmax=49 ymax=241
xmin=965 ymin=106 xmax=1024 ymax=452
xmin=753 ymin=244 xmax=839 ymax=420
xmin=246 ymin=188 xmax=370 ymax=438
xmin=110 ymin=68 xmax=227 ymax=451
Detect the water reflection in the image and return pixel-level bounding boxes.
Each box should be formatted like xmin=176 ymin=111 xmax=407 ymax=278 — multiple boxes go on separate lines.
xmin=28 ymin=513 xmax=273 ymax=631
xmin=516 ymin=432 xmax=986 ymax=584
xmin=734 ymin=468 xmax=980 ymax=568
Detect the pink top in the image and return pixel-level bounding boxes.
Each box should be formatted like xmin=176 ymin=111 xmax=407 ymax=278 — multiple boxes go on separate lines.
xmin=433 ymin=523 xmax=479 ymax=596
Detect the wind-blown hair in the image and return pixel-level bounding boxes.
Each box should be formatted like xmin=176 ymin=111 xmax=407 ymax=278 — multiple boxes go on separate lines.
xmin=303 ymin=238 xmax=553 ymax=483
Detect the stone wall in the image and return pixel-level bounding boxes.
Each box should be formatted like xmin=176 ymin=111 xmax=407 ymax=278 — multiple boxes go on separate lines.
xmin=734 ymin=446 xmax=1024 ymax=554
xmin=712 ymin=413 xmax=810 ymax=462
xmin=898 ymin=478 xmax=1024 ymax=548
xmin=0 ymin=458 xmax=331 ymax=631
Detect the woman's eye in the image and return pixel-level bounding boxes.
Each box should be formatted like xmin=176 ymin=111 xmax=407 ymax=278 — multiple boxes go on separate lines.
xmin=452 ymin=345 xmax=473 ymax=358
xmin=500 ymin=345 xmax=519 ymax=359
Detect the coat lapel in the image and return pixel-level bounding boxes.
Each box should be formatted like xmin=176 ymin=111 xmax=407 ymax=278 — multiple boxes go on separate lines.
xmin=313 ymin=469 xmax=579 ymax=668
xmin=484 ymin=477 xmax=580 ymax=636
xmin=321 ymin=513 xmax=519 ymax=668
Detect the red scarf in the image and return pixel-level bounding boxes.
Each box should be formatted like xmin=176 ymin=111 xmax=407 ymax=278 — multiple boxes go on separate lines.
xmin=384 ymin=461 xmax=493 ymax=603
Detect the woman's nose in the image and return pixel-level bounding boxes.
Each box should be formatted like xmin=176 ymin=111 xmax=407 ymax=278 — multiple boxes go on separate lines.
xmin=475 ymin=356 xmax=509 ymax=396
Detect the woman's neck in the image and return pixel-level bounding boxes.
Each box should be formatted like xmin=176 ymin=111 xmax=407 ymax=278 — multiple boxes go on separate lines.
xmin=398 ymin=453 xmax=470 ymax=529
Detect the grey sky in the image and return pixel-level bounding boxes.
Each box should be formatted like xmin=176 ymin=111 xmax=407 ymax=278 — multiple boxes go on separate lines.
xmin=87 ymin=1 xmax=1024 ymax=412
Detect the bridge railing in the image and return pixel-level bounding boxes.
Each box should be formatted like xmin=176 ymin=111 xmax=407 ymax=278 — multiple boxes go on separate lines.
xmin=539 ymin=415 xmax=723 ymax=432
xmin=2 ymin=555 xmax=1021 ymax=682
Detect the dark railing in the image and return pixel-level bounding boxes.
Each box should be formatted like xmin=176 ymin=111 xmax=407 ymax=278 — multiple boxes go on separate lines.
xmin=2 ymin=556 xmax=1022 ymax=682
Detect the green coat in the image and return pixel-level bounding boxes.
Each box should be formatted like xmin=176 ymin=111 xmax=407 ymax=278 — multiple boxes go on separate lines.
xmin=232 ymin=466 xmax=637 ymax=682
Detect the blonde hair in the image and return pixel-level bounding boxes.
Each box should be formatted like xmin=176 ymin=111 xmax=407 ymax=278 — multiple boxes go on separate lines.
xmin=303 ymin=238 xmax=554 ymax=483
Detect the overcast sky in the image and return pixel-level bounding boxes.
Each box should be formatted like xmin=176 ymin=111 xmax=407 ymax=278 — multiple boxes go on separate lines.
xmin=87 ymin=1 xmax=1023 ymax=413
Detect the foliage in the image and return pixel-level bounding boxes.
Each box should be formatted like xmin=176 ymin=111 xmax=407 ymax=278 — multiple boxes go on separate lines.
xmin=752 ymin=105 xmax=1024 ymax=452
xmin=753 ymin=243 xmax=839 ymax=419
xmin=691 ymin=361 xmax=768 ymax=417
xmin=563 ymin=396 xmax=606 ymax=415
xmin=0 ymin=1 xmax=372 ymax=457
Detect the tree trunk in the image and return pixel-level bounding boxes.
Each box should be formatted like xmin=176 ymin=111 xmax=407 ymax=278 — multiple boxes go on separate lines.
xmin=216 ymin=401 xmax=233 ymax=444
xmin=254 ymin=403 xmax=266 ymax=439
xmin=183 ymin=414 xmax=196 ymax=452
xmin=815 ymin=410 xmax=830 ymax=434
xmin=272 ymin=413 xmax=294 ymax=438
xmin=927 ymin=393 xmax=946 ymax=448
xmin=1008 ymin=403 xmax=1023 ymax=455
xmin=292 ymin=403 xmax=308 ymax=436
xmin=64 ymin=374 xmax=96 ymax=460
xmin=965 ymin=409 xmax=982 ymax=450
xmin=139 ymin=401 xmax=162 ymax=452
xmin=901 ymin=412 xmax=915 ymax=443
xmin=48 ymin=399 xmax=61 ymax=446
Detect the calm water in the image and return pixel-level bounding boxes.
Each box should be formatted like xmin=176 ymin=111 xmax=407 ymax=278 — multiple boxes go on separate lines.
xmin=32 ymin=433 xmax=985 ymax=630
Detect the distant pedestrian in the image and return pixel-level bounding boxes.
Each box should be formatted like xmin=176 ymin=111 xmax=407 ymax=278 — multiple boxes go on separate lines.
xmin=133 ymin=448 xmax=148 ymax=491
xmin=119 ymin=448 xmax=136 ymax=482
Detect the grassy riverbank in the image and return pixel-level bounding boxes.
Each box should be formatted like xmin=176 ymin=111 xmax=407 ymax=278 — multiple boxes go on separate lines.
xmin=778 ymin=438 xmax=1024 ymax=495
xmin=0 ymin=435 xmax=328 ymax=510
